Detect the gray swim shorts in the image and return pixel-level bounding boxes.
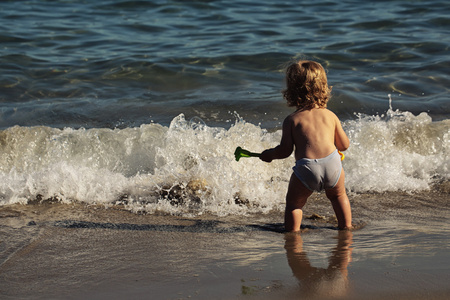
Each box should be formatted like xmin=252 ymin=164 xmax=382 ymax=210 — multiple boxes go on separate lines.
xmin=292 ymin=149 xmax=342 ymax=192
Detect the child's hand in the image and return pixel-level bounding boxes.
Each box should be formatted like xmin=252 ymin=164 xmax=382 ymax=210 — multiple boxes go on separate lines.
xmin=259 ymin=150 xmax=273 ymax=163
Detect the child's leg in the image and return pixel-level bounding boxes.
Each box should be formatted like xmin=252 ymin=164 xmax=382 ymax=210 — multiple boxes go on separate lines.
xmin=325 ymin=169 xmax=352 ymax=229
xmin=285 ymin=173 xmax=313 ymax=232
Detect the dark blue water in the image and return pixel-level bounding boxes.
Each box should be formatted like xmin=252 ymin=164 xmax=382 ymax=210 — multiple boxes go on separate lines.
xmin=0 ymin=0 xmax=449 ymax=210
xmin=1 ymin=0 xmax=449 ymax=129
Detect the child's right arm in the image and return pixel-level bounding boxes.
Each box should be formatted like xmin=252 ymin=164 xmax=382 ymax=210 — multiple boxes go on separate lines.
xmin=334 ymin=115 xmax=350 ymax=151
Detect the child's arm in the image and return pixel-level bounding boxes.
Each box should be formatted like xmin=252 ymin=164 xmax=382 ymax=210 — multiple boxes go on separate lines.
xmin=334 ymin=115 xmax=350 ymax=151
xmin=260 ymin=117 xmax=294 ymax=163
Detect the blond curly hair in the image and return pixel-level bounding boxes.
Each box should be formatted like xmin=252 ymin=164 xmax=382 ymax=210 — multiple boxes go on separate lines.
xmin=282 ymin=60 xmax=332 ymax=109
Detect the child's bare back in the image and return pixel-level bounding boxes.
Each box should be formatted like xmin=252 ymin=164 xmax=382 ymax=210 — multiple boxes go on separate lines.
xmin=289 ymin=107 xmax=348 ymax=160
xmin=260 ymin=107 xmax=349 ymax=162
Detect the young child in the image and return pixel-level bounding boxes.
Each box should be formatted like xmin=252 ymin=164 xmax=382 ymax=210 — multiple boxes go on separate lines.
xmin=260 ymin=60 xmax=352 ymax=232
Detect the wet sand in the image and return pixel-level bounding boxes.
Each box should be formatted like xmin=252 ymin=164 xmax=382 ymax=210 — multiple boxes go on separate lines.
xmin=1 ymin=191 xmax=449 ymax=299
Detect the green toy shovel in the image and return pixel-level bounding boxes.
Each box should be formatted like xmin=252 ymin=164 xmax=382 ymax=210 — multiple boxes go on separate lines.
xmin=234 ymin=147 xmax=261 ymax=161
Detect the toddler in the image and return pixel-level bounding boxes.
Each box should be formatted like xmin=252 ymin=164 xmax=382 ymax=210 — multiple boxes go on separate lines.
xmin=260 ymin=60 xmax=352 ymax=232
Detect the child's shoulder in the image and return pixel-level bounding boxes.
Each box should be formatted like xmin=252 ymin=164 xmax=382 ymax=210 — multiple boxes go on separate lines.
xmin=321 ymin=109 xmax=340 ymax=124
xmin=324 ymin=108 xmax=339 ymax=117
xmin=317 ymin=108 xmax=339 ymax=119
xmin=289 ymin=107 xmax=337 ymax=117
xmin=286 ymin=108 xmax=340 ymax=126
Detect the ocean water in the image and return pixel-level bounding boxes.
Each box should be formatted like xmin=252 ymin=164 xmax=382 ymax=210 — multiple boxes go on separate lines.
xmin=0 ymin=0 xmax=449 ymax=216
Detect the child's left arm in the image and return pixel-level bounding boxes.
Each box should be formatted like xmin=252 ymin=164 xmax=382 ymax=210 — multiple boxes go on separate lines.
xmin=260 ymin=116 xmax=294 ymax=163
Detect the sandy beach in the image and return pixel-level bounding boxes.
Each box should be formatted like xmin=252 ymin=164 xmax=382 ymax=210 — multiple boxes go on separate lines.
xmin=1 ymin=189 xmax=449 ymax=300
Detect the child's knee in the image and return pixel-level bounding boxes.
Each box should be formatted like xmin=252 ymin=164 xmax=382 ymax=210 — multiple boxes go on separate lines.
xmin=286 ymin=197 xmax=308 ymax=210
xmin=326 ymin=184 xmax=347 ymax=200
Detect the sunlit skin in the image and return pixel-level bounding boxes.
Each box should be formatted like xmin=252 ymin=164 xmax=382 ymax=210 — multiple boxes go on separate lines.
xmin=260 ymin=60 xmax=352 ymax=232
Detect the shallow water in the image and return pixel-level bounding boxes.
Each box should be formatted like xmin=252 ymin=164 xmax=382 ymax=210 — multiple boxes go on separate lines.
xmin=0 ymin=191 xmax=449 ymax=299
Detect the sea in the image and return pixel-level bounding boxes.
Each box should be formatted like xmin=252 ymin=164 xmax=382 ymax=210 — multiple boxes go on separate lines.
xmin=0 ymin=1 xmax=449 ymax=298
xmin=0 ymin=0 xmax=450 ymax=215
xmin=1 ymin=0 xmax=448 ymax=214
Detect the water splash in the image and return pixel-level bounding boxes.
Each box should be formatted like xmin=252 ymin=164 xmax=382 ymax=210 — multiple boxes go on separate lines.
xmin=0 ymin=108 xmax=448 ymax=215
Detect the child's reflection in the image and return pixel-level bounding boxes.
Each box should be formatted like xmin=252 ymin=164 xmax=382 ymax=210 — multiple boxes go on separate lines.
xmin=284 ymin=231 xmax=353 ymax=298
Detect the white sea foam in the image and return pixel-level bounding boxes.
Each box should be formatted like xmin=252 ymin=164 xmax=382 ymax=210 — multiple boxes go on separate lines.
xmin=0 ymin=111 xmax=448 ymax=215
xmin=344 ymin=108 xmax=449 ymax=192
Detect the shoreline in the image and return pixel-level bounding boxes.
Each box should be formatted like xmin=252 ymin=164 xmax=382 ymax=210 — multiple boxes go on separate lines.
xmin=1 ymin=190 xmax=449 ymax=299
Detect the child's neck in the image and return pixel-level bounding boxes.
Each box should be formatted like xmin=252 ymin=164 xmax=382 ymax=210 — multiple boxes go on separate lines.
xmin=296 ymin=104 xmax=323 ymax=112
